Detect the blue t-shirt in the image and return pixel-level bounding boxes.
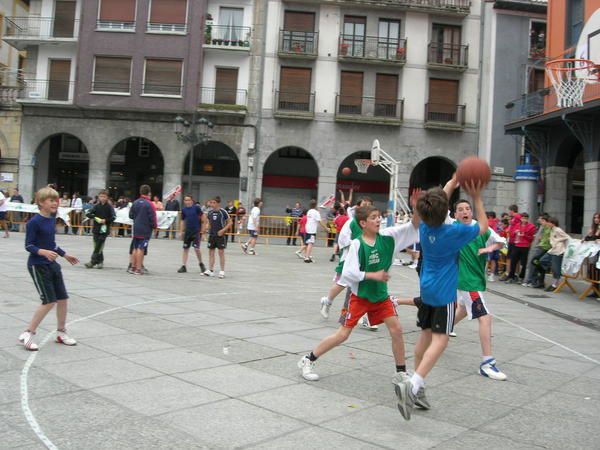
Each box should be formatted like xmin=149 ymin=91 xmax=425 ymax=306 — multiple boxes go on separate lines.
xmin=419 ymin=221 xmax=480 ymax=306
xmin=181 ymin=205 xmax=202 ymax=233
xmin=25 ymin=214 xmax=66 ymax=268
xmin=207 ymin=207 xmax=230 ymax=236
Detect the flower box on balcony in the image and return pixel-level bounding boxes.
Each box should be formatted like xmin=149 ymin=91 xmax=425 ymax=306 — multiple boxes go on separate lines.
xmin=340 ymin=43 xmax=350 ymax=56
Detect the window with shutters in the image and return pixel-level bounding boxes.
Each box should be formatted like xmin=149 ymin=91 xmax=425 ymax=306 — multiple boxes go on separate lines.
xmin=342 ymin=16 xmax=366 ymax=57
xmin=143 ymin=59 xmax=183 ymax=96
xmin=338 ymin=71 xmax=363 ymax=114
xmin=92 ymin=56 xmax=132 ymax=94
xmin=278 ymin=67 xmax=312 ymax=111
xmin=47 ymin=59 xmax=71 ymax=101
xmin=53 ymin=1 xmax=76 ymax=38
xmin=375 ymin=73 xmax=398 ymax=117
xmin=281 ymin=11 xmax=317 ymax=54
xmin=148 ymin=0 xmax=188 ymax=33
xmin=214 ymin=68 xmax=239 ymax=104
xmin=97 ymin=0 xmax=136 ymax=31
xmin=427 ymin=78 xmax=460 ymax=122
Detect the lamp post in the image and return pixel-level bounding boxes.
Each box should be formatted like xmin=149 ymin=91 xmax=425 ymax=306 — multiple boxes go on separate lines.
xmin=174 ymin=114 xmax=214 ymax=195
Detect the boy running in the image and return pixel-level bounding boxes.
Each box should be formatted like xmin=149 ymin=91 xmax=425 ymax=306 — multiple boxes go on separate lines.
xmin=298 ymin=201 xmax=419 ymax=383
xmin=303 ymin=199 xmax=328 ymax=263
xmin=178 ymin=194 xmax=208 ymax=273
xmin=242 ymin=198 xmax=262 ymax=255
xmin=204 ymin=196 xmax=232 ymax=278
xmin=19 ymin=187 xmax=79 ymax=351
xmin=395 ymin=179 xmax=488 ymax=421
xmin=84 ymin=190 xmax=116 ymax=269
xmin=128 ymin=185 xmax=157 ymax=275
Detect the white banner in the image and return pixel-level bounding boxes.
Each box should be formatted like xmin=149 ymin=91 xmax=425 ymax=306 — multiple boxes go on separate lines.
xmin=5 ymin=201 xmax=75 ymax=226
xmin=114 ymin=207 xmax=178 ymax=230
xmin=561 ymin=240 xmax=600 ymax=276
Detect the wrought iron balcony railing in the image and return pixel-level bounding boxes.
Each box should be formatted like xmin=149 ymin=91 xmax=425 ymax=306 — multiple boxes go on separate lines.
xmin=335 ymin=95 xmax=404 ymax=123
xmin=425 ymin=103 xmax=466 ymax=126
xmin=274 ymin=90 xmax=315 ymax=117
xmin=205 ymin=25 xmax=251 ymax=49
xmin=18 ymin=79 xmax=74 ymax=102
xmin=199 ymin=87 xmax=248 ymax=107
xmin=278 ymin=30 xmax=318 ymax=57
xmin=5 ymin=16 xmax=79 ymax=39
xmin=339 ymin=35 xmax=407 ymax=64
xmin=427 ymin=42 xmax=468 ymax=68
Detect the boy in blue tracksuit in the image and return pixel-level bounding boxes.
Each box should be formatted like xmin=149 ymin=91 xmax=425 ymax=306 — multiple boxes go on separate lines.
xmin=129 ymin=184 xmax=157 ymax=275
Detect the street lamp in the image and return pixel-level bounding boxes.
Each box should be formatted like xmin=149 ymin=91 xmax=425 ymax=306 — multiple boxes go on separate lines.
xmin=174 ymin=114 xmax=214 ymax=195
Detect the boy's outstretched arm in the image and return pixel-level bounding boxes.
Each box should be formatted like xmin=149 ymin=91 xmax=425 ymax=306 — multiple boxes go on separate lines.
xmin=409 ymin=188 xmax=422 ymax=228
xmin=443 ymin=173 xmax=459 ymax=200
xmin=463 ymin=180 xmax=488 ymax=235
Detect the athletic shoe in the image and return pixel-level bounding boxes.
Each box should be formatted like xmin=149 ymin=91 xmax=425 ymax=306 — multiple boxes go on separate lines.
xmin=506 ymin=277 xmax=518 ymax=284
xmin=329 ymin=254 xmax=335 ymax=262
xmin=408 ymin=262 xmax=418 ymax=269
xmin=133 ymin=269 xmax=143 ymax=275
xmin=177 ymin=265 xmax=187 ymax=273
xmin=393 ymin=258 xmax=402 ymax=266
xmin=199 ymin=262 xmax=207 ymax=273
xmin=297 ymin=355 xmax=319 ymax=381
xmin=522 ymin=282 xmax=532 ymax=287
xmin=295 ymin=250 xmax=304 ymax=259
xmin=204 ymin=269 xmax=215 ymax=277
xmin=142 ymin=266 xmax=149 ymax=274
xmin=499 ymin=274 xmax=509 ymax=282
xmin=487 ymin=274 xmax=497 ymax=282
xmin=479 ymin=358 xmax=507 ymax=381
xmin=304 ymin=257 xmax=313 ymax=263
xmin=320 ymin=297 xmax=332 ymax=319
xmin=127 ymin=266 xmax=136 ymax=274
xmin=56 ymin=330 xmax=77 ymax=346
xmin=84 ymin=261 xmax=94 ymax=269
xmin=218 ymin=271 xmax=225 ymax=279
xmin=94 ymin=263 xmax=103 ymax=269
xmin=415 ymin=387 xmax=431 ymax=410
xmin=391 ymin=371 xmax=411 ymax=386
xmin=248 ymin=249 xmax=256 ymax=255
xmin=402 ymin=260 xmax=411 ymax=266
xmin=394 ymin=379 xmax=416 ymax=420
xmin=359 ymin=315 xmax=378 ymax=331
xmin=18 ymin=331 xmax=39 ymax=351
xmin=449 ymin=331 xmax=457 ymax=337
xmin=545 ymin=285 xmax=557 ymax=292
xmin=241 ymin=243 xmax=248 ymax=254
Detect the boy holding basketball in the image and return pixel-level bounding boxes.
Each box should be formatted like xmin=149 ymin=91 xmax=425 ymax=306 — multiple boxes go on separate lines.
xmin=395 ymin=176 xmax=488 ymax=421
xmin=299 ymin=202 xmax=419 ymax=383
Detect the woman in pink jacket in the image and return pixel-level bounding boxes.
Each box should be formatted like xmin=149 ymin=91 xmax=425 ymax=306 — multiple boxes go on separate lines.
xmin=506 ymin=212 xmax=537 ymax=282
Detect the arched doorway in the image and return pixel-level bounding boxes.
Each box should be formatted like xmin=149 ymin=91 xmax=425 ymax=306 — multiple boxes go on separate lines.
xmin=34 ymin=133 xmax=88 ymax=195
xmin=182 ymin=141 xmax=240 ymax=205
xmin=410 ymin=157 xmax=458 ymax=206
xmin=337 ymin=151 xmax=390 ymax=209
xmin=261 ymin=147 xmax=318 ymax=215
xmin=107 ymin=137 xmax=164 ymax=200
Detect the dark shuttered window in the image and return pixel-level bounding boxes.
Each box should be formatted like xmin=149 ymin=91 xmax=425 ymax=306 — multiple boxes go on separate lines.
xmin=93 ymin=56 xmax=132 ymax=93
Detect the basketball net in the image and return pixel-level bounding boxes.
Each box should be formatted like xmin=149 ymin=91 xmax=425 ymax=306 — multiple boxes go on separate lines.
xmin=545 ymin=58 xmax=596 ymax=108
xmin=354 ymin=159 xmax=372 ymax=174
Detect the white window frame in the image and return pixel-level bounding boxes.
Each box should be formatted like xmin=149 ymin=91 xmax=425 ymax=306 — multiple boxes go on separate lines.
xmin=141 ymin=58 xmax=184 ymax=98
xmin=146 ymin=0 xmax=189 ymax=35
xmin=90 ymin=55 xmax=133 ymax=96
xmin=96 ymin=0 xmax=138 ymax=33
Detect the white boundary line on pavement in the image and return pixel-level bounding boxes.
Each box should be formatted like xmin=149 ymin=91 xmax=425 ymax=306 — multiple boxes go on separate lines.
xmin=492 ymin=314 xmax=600 ymax=365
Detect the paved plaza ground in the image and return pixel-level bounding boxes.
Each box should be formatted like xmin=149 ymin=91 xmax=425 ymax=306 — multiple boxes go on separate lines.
xmin=1 ymin=233 xmax=599 ymax=449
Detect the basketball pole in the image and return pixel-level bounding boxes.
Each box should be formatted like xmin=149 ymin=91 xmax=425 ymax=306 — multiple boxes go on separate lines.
xmin=371 ymin=140 xmax=410 ymax=221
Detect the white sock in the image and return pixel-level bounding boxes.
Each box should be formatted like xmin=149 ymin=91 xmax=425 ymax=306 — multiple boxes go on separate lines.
xmin=482 ymin=355 xmax=493 ymax=363
xmin=410 ymin=373 xmax=424 ymax=395
xmin=326 ymin=298 xmax=333 ymax=305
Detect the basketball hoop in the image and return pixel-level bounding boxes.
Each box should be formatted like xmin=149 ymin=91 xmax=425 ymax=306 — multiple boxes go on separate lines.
xmin=354 ymin=159 xmax=372 ymax=174
xmin=545 ymin=58 xmax=598 ymax=108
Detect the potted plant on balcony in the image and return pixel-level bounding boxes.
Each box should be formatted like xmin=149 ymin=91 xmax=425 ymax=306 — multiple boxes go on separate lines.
xmin=396 ymin=47 xmax=405 ymax=60
xmin=223 ymin=39 xmax=230 ymax=46
xmin=238 ymin=39 xmax=244 ymax=46
xmin=231 ymin=39 xmax=238 ymax=46
xmin=293 ymin=42 xmax=303 ymax=53
xmin=444 ymin=57 xmax=454 ymax=64
xmin=204 ymin=24 xmax=212 ymax=44
xmin=340 ymin=42 xmax=350 ymax=56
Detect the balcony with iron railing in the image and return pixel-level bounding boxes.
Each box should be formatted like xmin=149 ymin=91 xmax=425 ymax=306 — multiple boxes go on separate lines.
xmin=273 ymin=90 xmax=315 ymax=119
xmin=198 ymin=87 xmax=248 ymax=115
xmin=0 ymin=86 xmax=23 ymax=108
xmin=313 ymin=0 xmax=470 ymax=16
xmin=427 ymin=43 xmax=468 ymax=71
xmin=18 ymin=79 xmax=74 ymax=103
xmin=3 ymin=17 xmax=79 ymax=50
xmin=338 ymin=35 xmax=407 ymax=65
xmin=335 ymin=95 xmax=404 ymax=125
xmin=424 ymin=103 xmax=466 ymax=130
xmin=147 ymin=22 xmax=187 ymax=34
xmin=96 ymin=19 xmax=136 ymax=32
xmin=278 ymin=30 xmax=319 ymax=59
xmin=204 ymin=25 xmax=251 ymax=51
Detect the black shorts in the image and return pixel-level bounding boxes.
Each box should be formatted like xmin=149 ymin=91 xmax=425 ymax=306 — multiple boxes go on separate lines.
xmin=129 ymin=238 xmax=148 ymax=255
xmin=183 ymin=231 xmax=201 ymax=249
xmin=28 ymin=262 xmax=68 ymax=304
xmin=0 ymin=211 xmax=6 ymax=220
xmin=208 ymin=235 xmax=227 ymax=250
xmin=417 ymin=301 xmax=456 ymax=335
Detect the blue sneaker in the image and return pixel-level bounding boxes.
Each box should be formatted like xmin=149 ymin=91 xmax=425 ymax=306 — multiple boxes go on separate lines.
xmin=479 ymin=358 xmax=507 ymax=381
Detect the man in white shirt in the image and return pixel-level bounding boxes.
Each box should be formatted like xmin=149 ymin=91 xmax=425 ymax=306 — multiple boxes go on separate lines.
xmin=70 ymin=193 xmax=83 ymax=235
xmin=304 ymin=199 xmax=328 ymax=263
xmin=242 ymin=198 xmax=263 ymax=256
xmin=0 ymin=190 xmax=9 ymax=238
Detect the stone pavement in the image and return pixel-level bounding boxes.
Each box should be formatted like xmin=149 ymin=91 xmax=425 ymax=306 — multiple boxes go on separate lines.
xmin=1 ymin=234 xmax=599 ymax=449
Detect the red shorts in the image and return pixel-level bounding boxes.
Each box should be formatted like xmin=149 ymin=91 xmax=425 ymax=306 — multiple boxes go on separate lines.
xmin=339 ymin=294 xmax=397 ymax=328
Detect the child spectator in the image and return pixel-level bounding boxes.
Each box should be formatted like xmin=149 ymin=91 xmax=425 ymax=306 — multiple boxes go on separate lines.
xmin=178 ymin=194 xmax=207 ymax=273
xmin=84 ymin=191 xmax=116 ymax=269
xmin=128 ymin=185 xmax=157 ymax=275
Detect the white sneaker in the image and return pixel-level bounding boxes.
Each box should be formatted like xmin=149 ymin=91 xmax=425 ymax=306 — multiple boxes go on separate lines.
xmin=359 ymin=315 xmax=378 ymax=331
xmin=56 ymin=330 xmax=77 ymax=346
xmin=298 ymin=355 xmax=319 ymax=381
xmin=487 ymin=274 xmax=497 ymax=282
xmin=295 ymin=250 xmax=304 ymax=259
xmin=218 ymin=271 xmax=225 ymax=279
xmin=479 ymin=358 xmax=507 ymax=381
xmin=449 ymin=331 xmax=457 ymax=337
xmin=393 ymin=258 xmax=402 ymax=266
xmin=408 ymin=262 xmax=418 ymax=269
xmin=320 ymin=297 xmax=332 ymax=319
xmin=18 ymin=331 xmax=39 ymax=351
xmin=203 ymin=269 xmax=215 ymax=277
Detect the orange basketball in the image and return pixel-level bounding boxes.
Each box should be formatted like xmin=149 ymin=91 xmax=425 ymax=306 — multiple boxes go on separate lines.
xmin=342 ymin=167 xmax=352 ymax=176
xmin=455 ymin=156 xmax=491 ymax=188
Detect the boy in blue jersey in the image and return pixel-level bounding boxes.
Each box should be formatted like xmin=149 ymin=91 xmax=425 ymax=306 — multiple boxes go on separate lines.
xmin=395 ymin=178 xmax=488 ymax=420
xmin=178 ymin=194 xmax=208 ymax=273
xmin=129 ymin=185 xmax=157 ymax=275
xmin=19 ymin=187 xmax=80 ymax=351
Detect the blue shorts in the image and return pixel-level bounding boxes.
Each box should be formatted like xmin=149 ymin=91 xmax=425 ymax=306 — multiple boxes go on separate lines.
xmin=488 ymin=250 xmax=500 ymax=261
xmin=0 ymin=211 xmax=6 ymax=220
xmin=183 ymin=230 xmax=200 ymax=249
xmin=29 ymin=262 xmax=68 ymax=304
xmin=248 ymin=230 xmax=258 ymax=238
xmin=132 ymin=237 xmax=150 ymax=250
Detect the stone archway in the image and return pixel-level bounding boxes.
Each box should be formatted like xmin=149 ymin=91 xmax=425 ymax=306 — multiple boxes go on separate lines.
xmin=182 ymin=140 xmax=241 ymax=205
xmin=107 ymin=137 xmax=164 ymax=200
xmin=261 ymin=147 xmax=319 ymax=215
xmin=410 ymin=156 xmax=458 ymax=206
xmin=336 ymin=151 xmax=390 ymax=209
xmin=34 ymin=133 xmax=89 ymax=195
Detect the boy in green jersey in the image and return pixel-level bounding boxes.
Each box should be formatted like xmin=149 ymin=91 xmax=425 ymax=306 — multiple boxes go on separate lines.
xmin=299 ymin=200 xmax=420 ymax=382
